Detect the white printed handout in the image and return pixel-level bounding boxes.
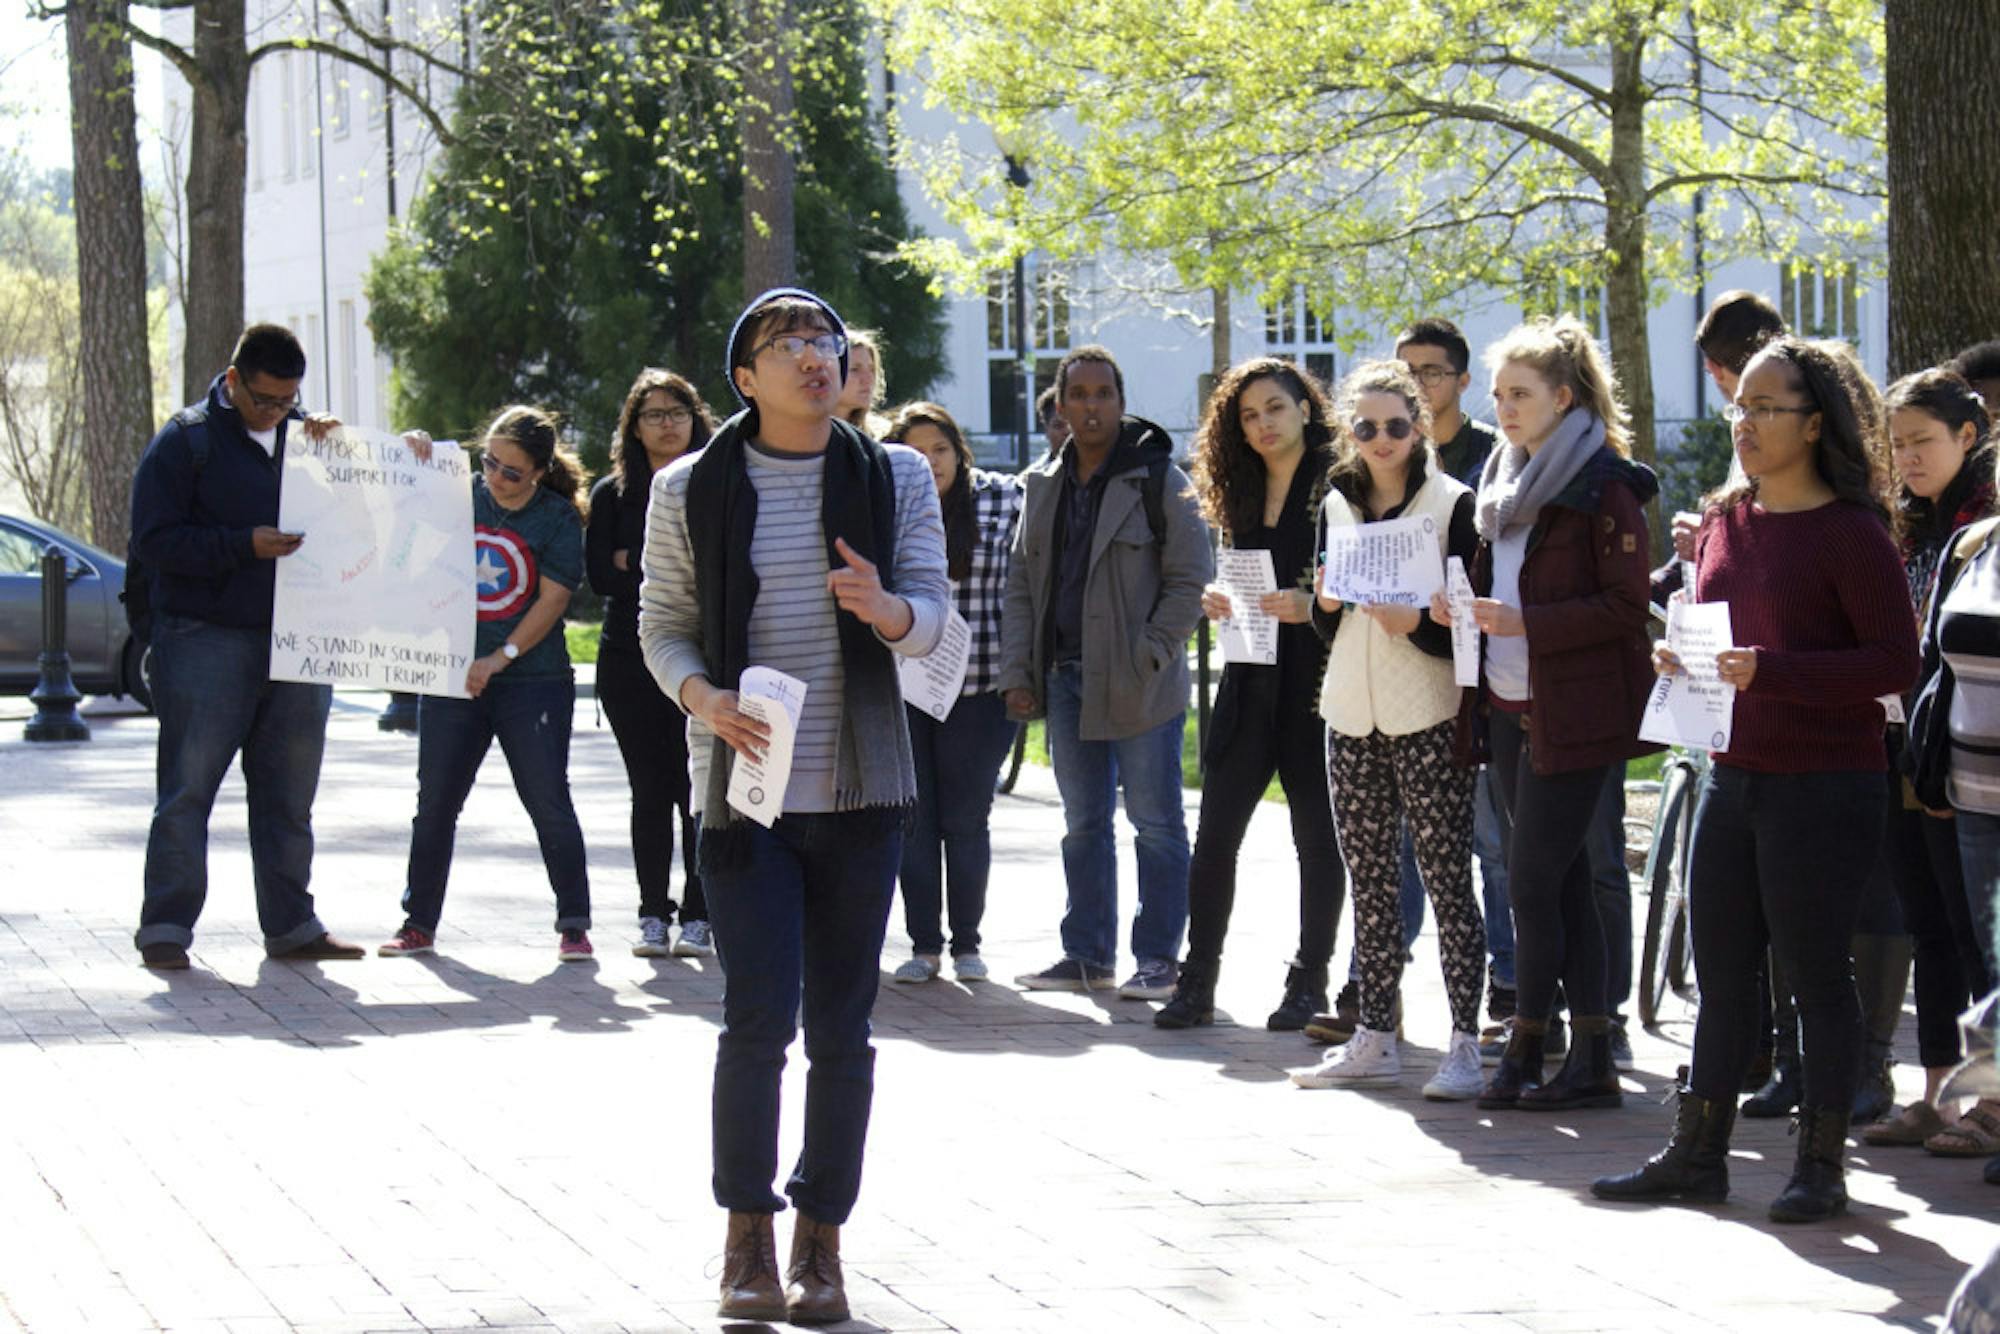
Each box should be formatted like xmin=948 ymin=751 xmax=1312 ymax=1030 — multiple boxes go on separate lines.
xmin=1638 ymin=600 xmax=1736 ymax=751
xmin=728 ymin=666 xmax=809 ymax=828
xmin=1214 ymin=548 xmax=1280 ymax=665
xmin=1320 ymin=513 xmax=1446 ymax=608
xmin=897 ymin=610 xmax=972 ymax=722
xmin=1446 ymin=556 xmax=1479 ymax=688
xmin=270 ymin=427 xmax=476 ymax=697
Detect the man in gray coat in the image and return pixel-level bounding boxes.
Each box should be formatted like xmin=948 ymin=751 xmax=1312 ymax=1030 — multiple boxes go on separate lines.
xmin=998 ymin=345 xmax=1213 ymax=1000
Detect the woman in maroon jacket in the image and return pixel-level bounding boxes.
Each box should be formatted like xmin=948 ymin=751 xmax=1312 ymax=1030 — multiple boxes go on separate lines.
xmin=1595 ymin=338 xmax=1919 ymax=1223
xmin=1431 ymin=315 xmax=1659 ymax=1113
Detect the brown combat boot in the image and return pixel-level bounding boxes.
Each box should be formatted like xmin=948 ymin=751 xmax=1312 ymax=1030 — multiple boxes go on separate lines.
xmin=717 ymin=1210 xmax=785 ymax=1320
xmin=785 ymin=1212 xmax=849 ymax=1325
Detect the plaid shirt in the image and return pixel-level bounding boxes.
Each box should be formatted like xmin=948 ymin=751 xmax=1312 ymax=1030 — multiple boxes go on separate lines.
xmin=958 ymin=468 xmax=1023 ymax=694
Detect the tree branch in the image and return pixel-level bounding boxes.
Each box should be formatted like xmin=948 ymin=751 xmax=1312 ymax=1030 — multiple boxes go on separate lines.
xmin=248 ymin=38 xmax=455 ymax=147
xmin=1382 ymin=81 xmax=1613 ymax=185
xmin=321 ymin=0 xmax=470 ymax=80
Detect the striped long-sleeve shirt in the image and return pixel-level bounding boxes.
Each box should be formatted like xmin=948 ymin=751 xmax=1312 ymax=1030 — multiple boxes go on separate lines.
xmin=636 ymin=439 xmax=948 ymax=813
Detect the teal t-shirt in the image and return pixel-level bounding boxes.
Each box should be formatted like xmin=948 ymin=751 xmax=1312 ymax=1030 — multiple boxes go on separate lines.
xmin=472 ymin=476 xmax=584 ymax=678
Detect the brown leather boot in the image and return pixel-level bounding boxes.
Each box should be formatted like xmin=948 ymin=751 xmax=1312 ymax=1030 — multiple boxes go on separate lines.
xmin=717 ymin=1211 xmax=786 ymax=1320
xmin=785 ymin=1212 xmax=850 ymax=1325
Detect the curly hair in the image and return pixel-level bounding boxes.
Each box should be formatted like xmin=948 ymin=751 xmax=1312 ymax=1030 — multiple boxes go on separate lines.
xmin=612 ymin=368 xmax=716 ymax=496
xmin=1485 ymin=314 xmax=1632 ymax=457
xmin=1191 ymin=357 xmax=1334 ymax=539
xmin=1705 ymin=337 xmax=1893 ymax=531
xmin=1323 ymin=360 xmax=1437 ymax=504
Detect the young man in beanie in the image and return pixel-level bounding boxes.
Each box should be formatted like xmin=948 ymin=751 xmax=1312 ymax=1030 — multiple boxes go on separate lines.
xmin=637 ymin=289 xmax=949 ymax=1324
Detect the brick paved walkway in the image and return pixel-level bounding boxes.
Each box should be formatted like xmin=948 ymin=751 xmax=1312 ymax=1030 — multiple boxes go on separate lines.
xmin=0 ymin=693 xmax=1990 ymax=1331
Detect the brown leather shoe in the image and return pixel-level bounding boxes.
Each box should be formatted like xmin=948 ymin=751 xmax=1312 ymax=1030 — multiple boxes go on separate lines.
xmin=785 ymin=1212 xmax=849 ymax=1325
xmin=718 ymin=1211 xmax=786 ymax=1320
xmin=272 ymin=933 xmax=367 ymax=961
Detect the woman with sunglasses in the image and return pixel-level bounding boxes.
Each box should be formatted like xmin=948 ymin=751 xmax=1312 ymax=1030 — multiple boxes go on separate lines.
xmin=1155 ymin=357 xmax=1345 ymax=1032
xmin=1437 ymin=315 xmax=1658 ymax=1115
xmin=1286 ymin=360 xmax=1483 ymax=1096
xmin=588 ymin=370 xmax=719 ymax=959
xmin=379 ymin=405 xmax=597 ymax=961
xmin=1596 ymin=339 xmax=1918 ymax=1222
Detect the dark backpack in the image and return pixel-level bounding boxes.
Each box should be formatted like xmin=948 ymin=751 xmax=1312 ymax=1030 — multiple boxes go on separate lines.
xmin=122 ymin=405 xmax=213 ymax=644
xmin=1138 ymin=454 xmax=1171 ymax=549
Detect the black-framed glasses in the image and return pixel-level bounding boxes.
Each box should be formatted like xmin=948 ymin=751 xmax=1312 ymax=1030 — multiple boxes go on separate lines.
xmin=481 ymin=453 xmax=530 ymax=484
xmin=1351 ymin=417 xmax=1415 ymax=442
xmin=1407 ymin=366 xmax=1460 ymax=387
xmin=752 ymin=332 xmax=847 ymax=363
xmin=638 ymin=406 xmax=693 ymax=428
xmin=1722 ymin=402 xmax=1816 ymax=426
xmin=240 ymin=384 xmax=301 ymax=413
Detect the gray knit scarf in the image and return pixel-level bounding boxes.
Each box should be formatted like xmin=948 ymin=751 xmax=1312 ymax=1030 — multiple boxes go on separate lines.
xmin=1475 ymin=410 xmax=1606 ymax=541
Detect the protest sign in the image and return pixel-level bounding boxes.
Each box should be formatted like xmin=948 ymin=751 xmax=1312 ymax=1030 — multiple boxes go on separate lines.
xmin=729 ymin=667 xmax=809 ymax=827
xmin=271 ymin=428 xmax=475 ymax=697
xmin=1320 ymin=513 xmax=1445 ymax=608
xmin=1638 ymin=600 xmax=1736 ymax=751
xmin=1214 ymin=548 xmax=1280 ymax=665
xmin=898 ymin=610 xmax=972 ymax=721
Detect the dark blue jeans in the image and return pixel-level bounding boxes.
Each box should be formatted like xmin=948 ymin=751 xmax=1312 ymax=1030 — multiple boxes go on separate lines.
xmin=705 ymin=811 xmax=903 ymax=1225
xmin=138 ymin=615 xmax=333 ymax=953
xmin=900 ymin=692 xmax=1018 ymax=957
xmin=402 ymin=676 xmax=590 ymax=932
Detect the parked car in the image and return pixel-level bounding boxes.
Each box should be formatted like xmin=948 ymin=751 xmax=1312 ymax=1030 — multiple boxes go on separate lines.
xmin=0 ymin=512 xmax=151 ymax=709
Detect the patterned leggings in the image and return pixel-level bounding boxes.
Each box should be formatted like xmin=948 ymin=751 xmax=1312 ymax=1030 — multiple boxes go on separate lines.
xmin=1328 ymin=721 xmax=1483 ymax=1036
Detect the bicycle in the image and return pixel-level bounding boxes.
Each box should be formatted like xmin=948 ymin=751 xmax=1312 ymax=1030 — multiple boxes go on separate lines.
xmin=1635 ymin=743 xmax=1707 ymax=1029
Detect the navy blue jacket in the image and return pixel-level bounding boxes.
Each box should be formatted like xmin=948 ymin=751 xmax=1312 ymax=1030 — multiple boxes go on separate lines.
xmin=129 ymin=374 xmax=305 ymax=630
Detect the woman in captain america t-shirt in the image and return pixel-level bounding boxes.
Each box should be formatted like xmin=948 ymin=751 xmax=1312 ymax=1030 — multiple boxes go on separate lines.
xmin=378 ymin=405 xmax=597 ymax=962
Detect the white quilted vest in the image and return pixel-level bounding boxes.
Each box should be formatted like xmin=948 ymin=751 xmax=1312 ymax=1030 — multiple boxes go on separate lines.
xmin=1317 ymin=468 xmax=1470 ymax=738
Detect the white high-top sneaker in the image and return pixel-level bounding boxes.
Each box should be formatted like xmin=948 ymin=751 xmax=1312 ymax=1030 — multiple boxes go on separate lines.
xmin=1290 ymin=1026 xmax=1401 ymax=1088
xmin=1423 ymin=1031 xmax=1486 ymax=1101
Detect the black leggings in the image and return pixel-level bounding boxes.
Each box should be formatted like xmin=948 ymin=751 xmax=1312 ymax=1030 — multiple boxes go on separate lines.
xmin=1687 ymin=766 xmax=1883 ymax=1107
xmin=1183 ymin=694 xmax=1345 ymax=970
xmin=1889 ymin=799 xmax=1992 ymax=1068
xmin=1488 ymin=709 xmax=1613 ymax=1024
xmin=595 ymin=641 xmax=705 ymax=923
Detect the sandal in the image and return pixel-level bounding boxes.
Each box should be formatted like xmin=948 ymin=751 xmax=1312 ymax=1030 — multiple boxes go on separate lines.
xmin=1863 ymin=1101 xmax=1948 ymax=1146
xmin=1924 ymin=1104 xmax=2000 ymax=1158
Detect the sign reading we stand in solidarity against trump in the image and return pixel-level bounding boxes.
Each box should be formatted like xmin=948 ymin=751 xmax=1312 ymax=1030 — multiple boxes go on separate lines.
xmin=270 ymin=427 xmax=477 ymax=698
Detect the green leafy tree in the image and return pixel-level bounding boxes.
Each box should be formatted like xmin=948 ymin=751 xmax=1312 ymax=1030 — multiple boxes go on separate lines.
xmin=366 ymin=0 xmax=945 ymax=460
xmin=884 ymin=0 xmax=1885 ymax=485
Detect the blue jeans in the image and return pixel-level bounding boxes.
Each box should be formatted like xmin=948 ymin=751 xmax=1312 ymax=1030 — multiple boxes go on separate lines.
xmin=402 ymin=676 xmax=590 ymax=932
xmin=1473 ymin=770 xmax=1514 ymax=989
xmin=900 ymin=692 xmax=1019 ymax=957
xmin=138 ymin=615 xmax=332 ymax=953
xmin=704 ymin=811 xmax=902 ymax=1224
xmin=1957 ymin=810 xmax=2000 ymax=984
xmin=1044 ymin=661 xmax=1191 ymax=970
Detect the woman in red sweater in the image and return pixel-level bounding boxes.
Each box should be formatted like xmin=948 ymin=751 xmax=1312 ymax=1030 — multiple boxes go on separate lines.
xmin=1595 ymin=338 xmax=1919 ymax=1223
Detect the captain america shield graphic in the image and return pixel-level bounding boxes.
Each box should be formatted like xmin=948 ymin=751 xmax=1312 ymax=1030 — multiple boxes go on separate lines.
xmin=475 ymin=525 xmax=538 ymax=621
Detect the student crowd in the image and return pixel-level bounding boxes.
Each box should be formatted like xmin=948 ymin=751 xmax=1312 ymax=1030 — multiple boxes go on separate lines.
xmin=122 ymin=284 xmax=2000 ymax=1323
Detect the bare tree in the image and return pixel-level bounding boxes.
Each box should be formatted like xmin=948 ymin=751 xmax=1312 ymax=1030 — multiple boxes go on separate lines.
xmin=1885 ymin=0 xmax=2000 ymax=377
xmin=0 ymin=158 xmax=90 ymax=533
xmin=65 ymin=0 xmax=152 ymax=552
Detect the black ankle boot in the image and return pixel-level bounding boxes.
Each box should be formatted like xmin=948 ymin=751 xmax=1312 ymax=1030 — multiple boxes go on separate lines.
xmin=1592 ymin=1083 xmax=1736 ymax=1204
xmin=1518 ymin=1016 xmax=1622 ymax=1111
xmin=1154 ymin=959 xmax=1218 ymax=1030
xmin=1265 ymin=961 xmax=1328 ymax=1032
xmin=1742 ymin=1049 xmax=1802 ymax=1118
xmin=1477 ymin=1020 xmax=1546 ymax=1109
xmin=1850 ymin=1051 xmax=1896 ymax=1126
xmin=1769 ymin=1106 xmax=1849 ymax=1223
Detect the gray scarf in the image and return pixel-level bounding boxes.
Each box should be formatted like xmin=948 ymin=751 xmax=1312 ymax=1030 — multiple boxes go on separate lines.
xmin=1475 ymin=410 xmax=1606 ymax=541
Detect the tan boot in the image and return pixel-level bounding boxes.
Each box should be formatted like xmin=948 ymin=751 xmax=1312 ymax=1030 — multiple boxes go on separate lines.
xmin=785 ymin=1212 xmax=849 ymax=1325
xmin=717 ymin=1211 xmax=786 ymax=1320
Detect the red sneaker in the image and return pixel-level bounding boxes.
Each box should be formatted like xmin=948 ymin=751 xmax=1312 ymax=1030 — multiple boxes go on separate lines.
xmin=558 ymin=929 xmax=593 ymax=962
xmin=378 ymin=925 xmax=435 ymax=957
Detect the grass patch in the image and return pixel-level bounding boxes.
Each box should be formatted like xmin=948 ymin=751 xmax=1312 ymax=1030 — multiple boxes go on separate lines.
xmin=564 ymin=622 xmax=601 ymax=665
xmin=1018 ymin=717 xmax=1285 ymax=802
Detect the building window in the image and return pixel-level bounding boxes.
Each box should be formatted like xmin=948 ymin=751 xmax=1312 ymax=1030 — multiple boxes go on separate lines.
xmin=1525 ymin=280 xmax=1609 ymax=341
xmin=249 ymin=67 xmax=266 ymax=191
xmin=339 ymin=301 xmax=361 ymax=423
xmin=305 ymin=313 xmax=323 ymax=409
xmin=331 ymin=67 xmax=351 ymax=140
xmin=986 ymin=261 xmax=1068 ymax=439
xmin=1263 ymin=289 xmax=1336 ymax=389
xmin=280 ymin=56 xmax=298 ymax=183
xmin=1779 ymin=262 xmax=1860 ymax=344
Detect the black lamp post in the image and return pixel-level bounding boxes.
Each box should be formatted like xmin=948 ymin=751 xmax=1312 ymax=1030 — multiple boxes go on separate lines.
xmin=25 ymin=545 xmax=89 ymax=742
xmin=1004 ymin=153 xmax=1032 ymax=469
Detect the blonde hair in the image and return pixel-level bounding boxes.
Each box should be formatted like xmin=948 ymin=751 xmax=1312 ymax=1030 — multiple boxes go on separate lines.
xmin=1485 ymin=314 xmax=1632 ymax=457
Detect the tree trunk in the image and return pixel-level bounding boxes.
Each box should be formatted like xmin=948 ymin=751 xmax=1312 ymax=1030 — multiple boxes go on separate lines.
xmin=1210 ymin=284 xmax=1231 ymax=378
xmin=180 ymin=0 xmax=249 ymax=404
xmin=739 ymin=0 xmax=797 ymax=294
xmin=1886 ymin=0 xmax=2000 ymax=378
xmin=66 ymin=0 xmax=154 ymax=554
xmin=1605 ymin=26 xmax=1663 ymax=557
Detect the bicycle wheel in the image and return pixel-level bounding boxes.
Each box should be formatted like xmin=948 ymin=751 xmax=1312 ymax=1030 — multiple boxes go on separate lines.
xmin=1638 ymin=762 xmax=1690 ymax=1028
xmin=996 ymin=721 xmax=1027 ymax=794
xmin=1665 ymin=771 xmax=1699 ymax=1004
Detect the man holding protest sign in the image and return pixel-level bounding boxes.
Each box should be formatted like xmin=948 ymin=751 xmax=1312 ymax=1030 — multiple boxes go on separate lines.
xmin=128 ymin=324 xmax=366 ymax=970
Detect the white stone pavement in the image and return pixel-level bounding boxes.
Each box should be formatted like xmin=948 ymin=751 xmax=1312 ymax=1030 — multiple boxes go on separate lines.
xmin=0 ymin=690 xmax=1991 ymax=1333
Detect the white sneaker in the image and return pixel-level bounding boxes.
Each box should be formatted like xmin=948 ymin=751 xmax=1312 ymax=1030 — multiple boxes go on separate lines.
xmin=672 ymin=920 xmax=716 ymax=958
xmin=953 ymin=954 xmax=990 ymax=982
xmin=633 ymin=916 xmax=672 ymax=958
xmin=892 ymin=954 xmax=941 ymax=983
xmin=1290 ymin=1027 xmax=1401 ymax=1088
xmin=1422 ymin=1031 xmax=1485 ymax=1101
